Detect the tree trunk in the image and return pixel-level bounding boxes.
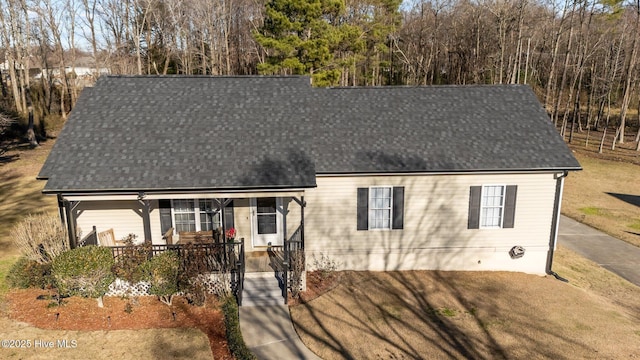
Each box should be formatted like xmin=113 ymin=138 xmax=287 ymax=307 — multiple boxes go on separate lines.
xmin=0 ymin=69 xmax=6 ymax=97
xmin=553 ymin=1 xmax=576 ymax=128
xmin=617 ymin=0 xmax=640 ymax=144
xmin=635 ymin=95 xmax=640 ymax=146
xmin=7 ymin=60 xmax=23 ymax=114
xmin=598 ymin=96 xmax=611 ymax=154
xmin=25 ymin=87 xmax=38 ymax=147
xmin=544 ymin=0 xmax=570 ymax=113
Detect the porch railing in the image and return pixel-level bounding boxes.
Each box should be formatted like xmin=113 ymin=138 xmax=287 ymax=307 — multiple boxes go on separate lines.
xmin=283 ymin=225 xmax=304 ymax=304
xmin=232 ymin=241 xmax=245 ymax=306
xmin=109 ymin=241 xmax=245 ymax=304
xmin=78 ymin=226 xmax=98 ymax=247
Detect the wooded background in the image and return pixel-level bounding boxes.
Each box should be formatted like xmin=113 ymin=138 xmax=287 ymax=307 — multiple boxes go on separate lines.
xmin=1 ymin=0 xmax=639 ymax=151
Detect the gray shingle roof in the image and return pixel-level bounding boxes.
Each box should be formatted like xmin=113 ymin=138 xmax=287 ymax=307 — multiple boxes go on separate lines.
xmin=39 ymin=76 xmax=580 ymax=193
xmin=312 ymin=85 xmax=581 ymax=173
xmin=39 ymin=76 xmax=317 ymax=192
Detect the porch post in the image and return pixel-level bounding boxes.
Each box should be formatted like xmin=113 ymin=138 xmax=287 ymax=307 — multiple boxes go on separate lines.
xmin=213 ymin=198 xmax=224 ymax=244
xmin=282 ymin=199 xmax=288 ymax=245
xmin=138 ymin=197 xmax=152 ymax=244
xmin=64 ymin=200 xmax=79 ymax=249
xmin=300 ymin=196 xmax=305 ymax=249
xmin=220 ymin=198 xmax=226 ymax=243
xmin=57 ymin=194 xmax=65 ymax=226
xmin=292 ymin=196 xmax=306 ymax=249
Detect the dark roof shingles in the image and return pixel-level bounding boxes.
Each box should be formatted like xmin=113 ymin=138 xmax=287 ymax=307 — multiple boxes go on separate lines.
xmin=39 ymin=78 xmax=580 ymax=193
xmin=312 ymin=85 xmax=580 ymax=173
xmin=40 ymin=76 xmax=317 ymax=192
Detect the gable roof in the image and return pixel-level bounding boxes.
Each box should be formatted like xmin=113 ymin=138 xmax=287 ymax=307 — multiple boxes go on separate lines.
xmin=38 ymin=76 xmax=580 ymax=194
xmin=39 ymin=76 xmax=317 ymax=192
xmin=313 ymin=85 xmax=581 ymax=173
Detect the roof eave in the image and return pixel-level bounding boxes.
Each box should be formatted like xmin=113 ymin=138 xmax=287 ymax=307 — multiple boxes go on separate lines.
xmin=316 ymin=167 xmax=583 ymax=177
xmin=42 ymin=183 xmax=318 ymax=195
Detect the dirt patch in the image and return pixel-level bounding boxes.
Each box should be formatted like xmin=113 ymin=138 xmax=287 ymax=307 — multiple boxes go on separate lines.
xmin=5 ymin=289 xmax=232 ymax=359
xmin=290 ymin=252 xmax=640 ymax=359
xmin=288 ymin=271 xmax=341 ymax=305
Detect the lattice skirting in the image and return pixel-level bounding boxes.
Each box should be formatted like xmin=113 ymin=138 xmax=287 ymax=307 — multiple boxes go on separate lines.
xmin=106 ymin=273 xmax=231 ymax=297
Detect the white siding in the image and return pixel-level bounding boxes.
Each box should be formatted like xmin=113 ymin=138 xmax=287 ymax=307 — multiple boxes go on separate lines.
xmin=233 ymin=199 xmax=252 ymax=250
xmin=284 ymin=197 xmax=302 ymax=239
xmin=304 ymin=173 xmax=559 ymax=274
xmin=73 ymin=196 xmax=301 ymax=250
xmin=76 ymin=200 xmax=163 ymax=244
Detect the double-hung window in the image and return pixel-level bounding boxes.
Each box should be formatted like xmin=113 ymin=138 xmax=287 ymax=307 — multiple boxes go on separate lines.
xmin=173 ymin=199 xmax=196 ymax=232
xmin=369 ymin=187 xmax=393 ymax=229
xmin=357 ymin=186 xmax=404 ymax=230
xmin=171 ymin=199 xmax=221 ymax=233
xmin=468 ymin=185 xmax=517 ymax=229
xmin=198 ymin=199 xmax=219 ymax=231
xmin=480 ymin=185 xmax=505 ymax=228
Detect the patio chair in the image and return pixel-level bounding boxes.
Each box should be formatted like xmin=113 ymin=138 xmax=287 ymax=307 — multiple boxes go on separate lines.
xmin=162 ymin=227 xmax=174 ymax=245
xmin=97 ymin=228 xmax=126 ymax=246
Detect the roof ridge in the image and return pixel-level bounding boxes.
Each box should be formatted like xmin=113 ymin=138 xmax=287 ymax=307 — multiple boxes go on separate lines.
xmin=102 ymin=74 xmax=310 ymax=79
xmin=327 ymin=84 xmax=529 ymax=89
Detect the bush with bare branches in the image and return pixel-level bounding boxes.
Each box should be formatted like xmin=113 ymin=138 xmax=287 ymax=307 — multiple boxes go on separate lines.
xmin=0 ymin=112 xmax=14 ymax=134
xmin=11 ymin=214 xmax=69 ymax=264
xmin=0 ymin=112 xmax=15 ymax=156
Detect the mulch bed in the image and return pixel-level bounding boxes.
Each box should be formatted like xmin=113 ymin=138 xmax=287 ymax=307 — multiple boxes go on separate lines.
xmin=6 ymin=289 xmax=233 ymax=359
xmin=5 ymin=271 xmax=342 ymax=358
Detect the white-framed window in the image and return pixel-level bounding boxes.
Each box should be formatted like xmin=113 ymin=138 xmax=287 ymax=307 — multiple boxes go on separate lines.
xmin=480 ymin=185 xmax=505 ymax=228
xmin=172 ymin=199 xmax=221 ymax=233
xmin=369 ymin=186 xmax=393 ymax=229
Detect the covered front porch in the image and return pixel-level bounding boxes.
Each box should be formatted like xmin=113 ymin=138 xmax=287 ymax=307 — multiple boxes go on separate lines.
xmin=57 ymin=190 xmax=307 ymax=305
xmin=60 ymin=191 xmax=304 ymax=248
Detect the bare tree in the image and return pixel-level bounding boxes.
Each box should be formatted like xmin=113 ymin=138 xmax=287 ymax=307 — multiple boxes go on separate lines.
xmin=616 ymin=2 xmax=640 ymax=145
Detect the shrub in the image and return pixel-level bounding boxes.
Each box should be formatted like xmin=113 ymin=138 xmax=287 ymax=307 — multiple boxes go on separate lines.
xmin=312 ymin=253 xmax=340 ymax=278
xmin=52 ymin=246 xmax=115 ymax=307
xmin=222 ymin=295 xmax=256 ymax=360
xmin=111 ymin=243 xmax=150 ymax=284
xmin=0 ymin=112 xmax=15 ymax=155
xmin=6 ymin=257 xmax=53 ymax=289
xmin=141 ymin=251 xmax=180 ymax=306
xmin=11 ymin=214 xmax=69 ymax=264
xmin=178 ymin=243 xmax=223 ymax=305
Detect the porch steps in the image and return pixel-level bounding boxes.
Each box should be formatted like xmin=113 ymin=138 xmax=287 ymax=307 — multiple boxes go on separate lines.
xmin=241 ymin=272 xmax=285 ymax=307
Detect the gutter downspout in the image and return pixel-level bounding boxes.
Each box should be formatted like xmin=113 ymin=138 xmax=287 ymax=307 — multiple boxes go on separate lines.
xmin=546 ymin=170 xmax=569 ymax=282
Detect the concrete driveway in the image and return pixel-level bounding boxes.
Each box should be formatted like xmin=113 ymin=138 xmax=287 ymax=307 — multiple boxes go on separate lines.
xmin=558 ymin=216 xmax=640 ymax=287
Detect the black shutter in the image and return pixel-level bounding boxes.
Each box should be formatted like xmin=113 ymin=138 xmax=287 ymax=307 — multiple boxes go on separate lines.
xmin=159 ymin=199 xmax=172 ymax=234
xmin=468 ymin=186 xmax=482 ymax=229
xmin=503 ymin=185 xmax=517 ymax=228
xmin=392 ymin=186 xmax=404 ymax=229
xmin=357 ymin=188 xmax=369 ymax=230
xmin=224 ymin=200 xmax=235 ymax=229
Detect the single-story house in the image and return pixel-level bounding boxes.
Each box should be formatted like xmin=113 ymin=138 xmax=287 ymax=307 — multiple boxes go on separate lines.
xmin=37 ymin=75 xmax=581 ymax=282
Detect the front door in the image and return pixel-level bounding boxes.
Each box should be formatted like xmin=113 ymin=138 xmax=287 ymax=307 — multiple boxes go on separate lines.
xmin=251 ymin=197 xmax=283 ymax=247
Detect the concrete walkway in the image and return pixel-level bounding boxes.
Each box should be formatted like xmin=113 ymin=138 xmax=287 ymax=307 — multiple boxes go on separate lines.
xmin=239 ymin=272 xmax=321 ymax=360
xmin=558 ymin=215 xmax=640 ymax=287
xmin=236 ymin=216 xmax=640 ymax=360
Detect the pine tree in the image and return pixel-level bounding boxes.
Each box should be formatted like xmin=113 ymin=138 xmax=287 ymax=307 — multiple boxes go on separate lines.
xmin=254 ymin=0 xmax=345 ymax=86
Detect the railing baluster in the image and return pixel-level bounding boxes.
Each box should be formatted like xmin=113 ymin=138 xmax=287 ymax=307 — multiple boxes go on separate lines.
xmin=109 ymin=241 xmax=245 ymax=301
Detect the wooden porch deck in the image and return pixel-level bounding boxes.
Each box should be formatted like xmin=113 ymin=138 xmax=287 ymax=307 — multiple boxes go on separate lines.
xmin=245 ymin=249 xmax=285 ymax=273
